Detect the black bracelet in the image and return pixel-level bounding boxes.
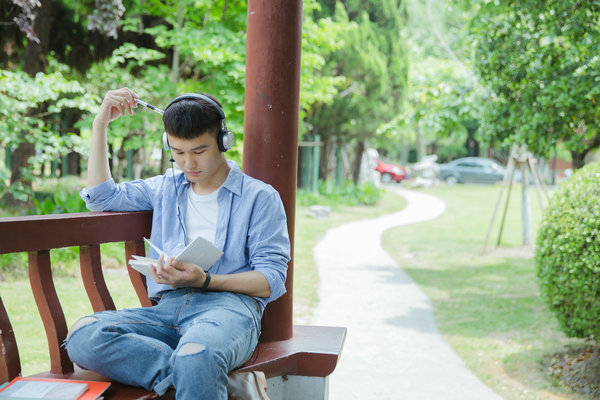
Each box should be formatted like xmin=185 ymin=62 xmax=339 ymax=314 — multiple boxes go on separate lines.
xmin=200 ymin=272 xmax=211 ymax=292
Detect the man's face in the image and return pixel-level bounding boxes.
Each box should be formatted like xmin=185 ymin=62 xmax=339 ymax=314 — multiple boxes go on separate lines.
xmin=167 ymin=132 xmax=225 ymax=186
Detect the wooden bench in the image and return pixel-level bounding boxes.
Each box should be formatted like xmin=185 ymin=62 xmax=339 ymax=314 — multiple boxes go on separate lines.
xmin=0 ymin=211 xmax=346 ymax=399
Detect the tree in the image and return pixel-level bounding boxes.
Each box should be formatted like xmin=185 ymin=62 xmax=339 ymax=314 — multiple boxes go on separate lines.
xmin=377 ymin=0 xmax=487 ymax=164
xmin=386 ymin=56 xmax=485 ymax=163
xmin=306 ymin=0 xmax=408 ymax=182
xmin=468 ymin=0 xmax=600 ymax=169
xmin=1 ymin=0 xmax=140 ymax=202
xmin=1 ymin=0 xmax=356 ymax=203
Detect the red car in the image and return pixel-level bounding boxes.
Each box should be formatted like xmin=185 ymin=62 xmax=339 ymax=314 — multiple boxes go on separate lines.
xmin=375 ymin=159 xmax=408 ymax=183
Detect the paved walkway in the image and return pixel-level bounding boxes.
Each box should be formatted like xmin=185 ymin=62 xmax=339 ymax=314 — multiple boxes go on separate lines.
xmin=311 ymin=187 xmax=503 ymax=400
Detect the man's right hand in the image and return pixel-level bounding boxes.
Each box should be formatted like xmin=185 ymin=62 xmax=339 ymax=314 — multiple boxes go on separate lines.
xmin=94 ymin=88 xmax=139 ymax=126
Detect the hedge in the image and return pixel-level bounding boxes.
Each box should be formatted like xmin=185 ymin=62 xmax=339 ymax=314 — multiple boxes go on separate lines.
xmin=535 ymin=161 xmax=600 ymax=340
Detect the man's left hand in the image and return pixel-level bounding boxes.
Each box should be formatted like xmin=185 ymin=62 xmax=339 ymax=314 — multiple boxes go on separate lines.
xmin=149 ymin=254 xmax=207 ymax=288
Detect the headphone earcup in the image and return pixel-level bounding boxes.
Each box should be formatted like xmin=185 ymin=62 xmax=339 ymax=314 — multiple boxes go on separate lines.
xmin=218 ymin=129 xmax=235 ymax=152
xmin=162 ymin=132 xmax=170 ymax=151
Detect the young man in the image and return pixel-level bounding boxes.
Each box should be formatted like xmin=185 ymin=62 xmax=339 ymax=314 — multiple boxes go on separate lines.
xmin=65 ymin=88 xmax=290 ymax=399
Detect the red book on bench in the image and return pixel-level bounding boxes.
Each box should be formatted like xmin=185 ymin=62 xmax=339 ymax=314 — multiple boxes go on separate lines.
xmin=0 ymin=377 xmax=110 ymax=400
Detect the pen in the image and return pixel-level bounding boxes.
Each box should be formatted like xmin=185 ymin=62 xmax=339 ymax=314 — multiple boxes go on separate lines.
xmin=135 ymin=99 xmax=164 ymax=115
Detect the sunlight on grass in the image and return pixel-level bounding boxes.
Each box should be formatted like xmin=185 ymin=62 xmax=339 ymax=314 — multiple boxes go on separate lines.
xmin=382 ymin=184 xmax=589 ymax=400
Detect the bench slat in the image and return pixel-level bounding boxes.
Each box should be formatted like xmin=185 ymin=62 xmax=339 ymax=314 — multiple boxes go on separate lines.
xmin=124 ymin=240 xmax=153 ymax=308
xmin=80 ymin=244 xmax=116 ymax=312
xmin=0 ymin=296 xmax=21 ymax=382
xmin=239 ymin=325 xmax=346 ymax=378
xmin=0 ymin=212 xmax=153 ymax=253
xmin=0 ymin=211 xmax=346 ymax=398
xmin=28 ymin=250 xmax=73 ymax=375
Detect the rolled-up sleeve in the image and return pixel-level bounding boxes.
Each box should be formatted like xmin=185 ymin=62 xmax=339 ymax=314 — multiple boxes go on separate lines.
xmin=248 ymin=190 xmax=290 ymax=304
xmin=79 ymin=178 xmax=154 ymax=211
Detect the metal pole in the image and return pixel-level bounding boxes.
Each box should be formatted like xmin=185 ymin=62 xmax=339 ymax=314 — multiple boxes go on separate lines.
xmin=312 ymin=134 xmax=320 ymax=193
xmin=521 ymin=163 xmax=532 ymax=245
xmin=243 ymin=0 xmax=302 ymax=341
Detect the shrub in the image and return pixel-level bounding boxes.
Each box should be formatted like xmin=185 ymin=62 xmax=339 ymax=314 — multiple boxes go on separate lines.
xmin=535 ymin=161 xmax=600 ymax=340
xmin=32 ymin=176 xmax=87 ymax=215
xmin=297 ymin=180 xmax=382 ymax=207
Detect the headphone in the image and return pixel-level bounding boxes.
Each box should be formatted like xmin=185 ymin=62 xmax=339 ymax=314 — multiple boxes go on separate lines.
xmin=161 ymin=93 xmax=235 ymax=152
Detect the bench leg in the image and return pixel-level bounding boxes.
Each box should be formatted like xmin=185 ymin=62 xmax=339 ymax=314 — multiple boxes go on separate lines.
xmin=266 ymin=375 xmax=329 ymax=400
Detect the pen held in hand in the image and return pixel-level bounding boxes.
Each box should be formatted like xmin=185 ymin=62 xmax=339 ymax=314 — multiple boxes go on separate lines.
xmin=135 ymin=99 xmax=165 ymax=115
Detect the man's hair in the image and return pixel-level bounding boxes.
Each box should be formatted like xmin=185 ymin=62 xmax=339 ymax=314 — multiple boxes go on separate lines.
xmin=162 ymin=94 xmax=223 ymax=140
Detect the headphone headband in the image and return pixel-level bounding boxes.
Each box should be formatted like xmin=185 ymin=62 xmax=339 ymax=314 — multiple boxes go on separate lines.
xmin=164 ymin=93 xmax=225 ymax=120
xmin=162 ymin=93 xmax=234 ymax=152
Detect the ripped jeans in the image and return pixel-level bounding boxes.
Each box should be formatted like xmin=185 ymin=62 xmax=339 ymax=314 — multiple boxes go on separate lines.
xmin=65 ymin=288 xmax=261 ymax=400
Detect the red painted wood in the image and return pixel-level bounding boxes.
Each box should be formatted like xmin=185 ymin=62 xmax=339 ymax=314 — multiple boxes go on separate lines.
xmin=0 ymin=211 xmax=152 ymax=254
xmin=28 ymin=250 xmax=73 ymax=375
xmin=125 ymin=239 xmax=153 ymax=308
xmin=80 ymin=244 xmax=116 ymax=312
xmin=244 ymin=0 xmax=303 ymax=342
xmin=240 ymin=325 xmax=347 ymax=378
xmin=0 ymin=297 xmax=21 ymax=382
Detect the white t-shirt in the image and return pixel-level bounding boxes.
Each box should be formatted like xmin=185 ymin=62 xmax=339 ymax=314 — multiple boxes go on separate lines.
xmin=184 ymin=185 xmax=219 ymax=246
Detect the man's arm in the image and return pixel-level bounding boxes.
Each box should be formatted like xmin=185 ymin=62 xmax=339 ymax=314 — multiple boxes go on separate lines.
xmin=88 ymin=88 xmax=138 ymax=188
xmin=150 ymin=257 xmax=271 ymax=298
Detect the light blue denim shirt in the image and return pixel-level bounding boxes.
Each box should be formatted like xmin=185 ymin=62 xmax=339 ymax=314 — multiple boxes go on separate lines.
xmin=79 ymin=161 xmax=290 ymax=314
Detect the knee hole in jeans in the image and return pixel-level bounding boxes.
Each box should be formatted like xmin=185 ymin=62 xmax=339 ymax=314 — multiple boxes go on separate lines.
xmin=66 ymin=316 xmax=98 ymax=340
xmin=178 ymin=342 xmax=206 ymax=356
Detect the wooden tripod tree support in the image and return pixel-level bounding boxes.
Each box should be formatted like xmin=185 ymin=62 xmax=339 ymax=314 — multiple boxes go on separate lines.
xmin=482 ymin=145 xmax=550 ymax=253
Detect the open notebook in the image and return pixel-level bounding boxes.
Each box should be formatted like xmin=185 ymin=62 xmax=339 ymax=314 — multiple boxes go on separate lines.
xmin=128 ymin=236 xmax=223 ymax=277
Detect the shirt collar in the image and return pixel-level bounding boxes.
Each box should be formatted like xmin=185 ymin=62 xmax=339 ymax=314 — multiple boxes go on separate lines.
xmin=222 ymin=160 xmax=243 ymax=196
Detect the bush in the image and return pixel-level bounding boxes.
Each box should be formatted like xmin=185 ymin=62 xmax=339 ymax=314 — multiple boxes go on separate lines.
xmin=535 ymin=161 xmax=600 ymax=340
xmin=32 ymin=176 xmax=87 ymax=215
xmin=297 ymin=180 xmax=382 ymax=207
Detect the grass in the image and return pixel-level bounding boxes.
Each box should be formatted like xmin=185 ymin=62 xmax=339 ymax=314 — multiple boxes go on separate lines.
xmin=1 ymin=268 xmax=141 ymax=376
xmin=381 ymin=183 xmax=590 ymax=400
xmin=0 ymin=187 xmax=406 ymax=376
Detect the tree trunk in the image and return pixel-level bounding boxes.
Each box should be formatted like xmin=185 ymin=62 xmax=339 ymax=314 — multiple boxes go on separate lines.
xmin=6 ymin=0 xmax=59 ymax=205
xmin=351 ymin=140 xmax=365 ymax=183
xmin=521 ymin=162 xmax=532 ymax=245
xmin=22 ymin=0 xmax=58 ymax=76
xmin=570 ymin=150 xmax=586 ymax=170
xmin=62 ymin=110 xmax=81 ymax=176
xmin=465 ymin=127 xmax=480 ymax=157
xmin=416 ymin=121 xmax=425 ymax=161
xmin=319 ymin=137 xmax=331 ymax=181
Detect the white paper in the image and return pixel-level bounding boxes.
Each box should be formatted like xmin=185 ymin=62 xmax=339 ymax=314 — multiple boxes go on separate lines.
xmin=128 ymin=236 xmax=223 ymax=277
xmin=0 ymin=381 xmax=88 ymax=399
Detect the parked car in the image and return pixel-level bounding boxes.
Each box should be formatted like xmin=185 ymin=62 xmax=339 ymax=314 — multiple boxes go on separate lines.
xmin=438 ymin=157 xmax=506 ymax=184
xmin=376 ymin=159 xmax=408 ymax=183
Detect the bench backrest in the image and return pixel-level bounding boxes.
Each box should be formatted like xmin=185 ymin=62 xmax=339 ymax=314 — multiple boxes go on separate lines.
xmin=0 ymin=211 xmax=155 ymax=382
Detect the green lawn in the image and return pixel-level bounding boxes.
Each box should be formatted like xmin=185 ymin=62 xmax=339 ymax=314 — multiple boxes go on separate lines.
xmin=381 ymin=184 xmax=589 ymax=400
xmin=0 ymin=188 xmax=406 ymax=376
